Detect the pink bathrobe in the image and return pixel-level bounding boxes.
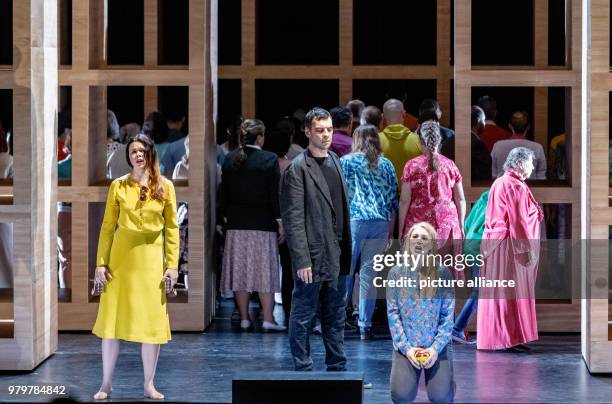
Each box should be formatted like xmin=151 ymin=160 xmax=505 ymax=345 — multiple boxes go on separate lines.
xmin=477 ymin=170 xmax=543 ymax=350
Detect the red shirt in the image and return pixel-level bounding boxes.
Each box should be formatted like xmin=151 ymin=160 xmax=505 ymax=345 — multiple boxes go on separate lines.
xmin=481 ymin=123 xmax=512 ymax=154
xmin=58 ymin=139 xmax=69 ymax=161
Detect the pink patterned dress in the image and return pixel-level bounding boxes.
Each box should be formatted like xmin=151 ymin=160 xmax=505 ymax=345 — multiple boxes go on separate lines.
xmin=401 ymin=154 xmax=464 ymax=272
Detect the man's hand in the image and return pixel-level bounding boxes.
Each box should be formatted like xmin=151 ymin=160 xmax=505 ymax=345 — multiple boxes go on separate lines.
xmin=297 ymin=267 xmax=313 ymax=284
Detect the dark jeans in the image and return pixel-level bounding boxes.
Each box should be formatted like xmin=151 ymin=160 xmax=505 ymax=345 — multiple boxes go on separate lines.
xmin=289 ymin=276 xmax=347 ymax=371
xmin=279 ymin=242 xmax=293 ymax=323
xmin=390 ymin=346 xmax=455 ymax=404
xmin=454 ymin=265 xmax=480 ymax=333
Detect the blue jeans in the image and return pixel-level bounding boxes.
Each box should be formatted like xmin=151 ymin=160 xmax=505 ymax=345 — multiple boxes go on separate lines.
xmin=454 ymin=265 xmax=480 ymax=333
xmin=390 ymin=346 xmax=455 ymax=404
xmin=289 ymin=276 xmax=347 ymax=371
xmin=346 ymin=219 xmax=390 ymax=328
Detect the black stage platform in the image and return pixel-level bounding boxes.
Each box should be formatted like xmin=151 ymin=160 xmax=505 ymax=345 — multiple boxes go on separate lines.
xmin=1 ymin=301 xmax=612 ymax=403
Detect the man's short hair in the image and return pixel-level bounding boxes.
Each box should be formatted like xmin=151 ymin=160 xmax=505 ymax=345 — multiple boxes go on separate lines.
xmin=509 ymin=111 xmax=530 ymax=134
xmin=330 ymin=106 xmax=353 ymax=129
xmin=304 ymin=107 xmax=332 ymax=129
xmin=477 ymin=96 xmax=498 ymax=121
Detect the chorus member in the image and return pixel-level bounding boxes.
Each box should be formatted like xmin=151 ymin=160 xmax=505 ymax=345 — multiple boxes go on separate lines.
xmin=329 ymin=106 xmax=354 ymax=157
xmin=398 ymin=121 xmax=466 ymax=276
xmin=143 ymin=112 xmax=170 ymax=173
xmin=452 ymin=189 xmax=489 ymax=344
xmin=477 ymin=96 xmax=512 ymax=154
xmin=387 ymin=222 xmax=455 ymax=404
xmin=340 ymin=124 xmax=398 ymax=340
xmin=347 ymin=99 xmax=366 ymax=130
xmin=471 ymin=105 xmax=492 ymax=181
xmin=379 ymin=99 xmax=422 ymax=184
xmin=477 ymin=147 xmax=543 ymax=351
xmin=220 ymin=119 xmax=286 ymax=332
xmin=418 ymin=99 xmax=455 ymax=160
xmin=92 ymin=134 xmax=179 ymax=400
xmin=490 ymin=111 xmax=547 ymax=180
xmin=281 ymin=107 xmax=352 ymax=371
xmin=360 ymin=106 xmax=382 ymax=129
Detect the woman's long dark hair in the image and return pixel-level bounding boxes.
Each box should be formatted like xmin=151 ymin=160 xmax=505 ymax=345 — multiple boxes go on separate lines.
xmin=226 ymin=115 xmax=243 ymax=151
xmin=125 ymin=133 xmax=165 ymax=201
xmin=351 ymin=124 xmax=382 ymax=170
xmin=232 ymin=119 xmax=266 ymax=169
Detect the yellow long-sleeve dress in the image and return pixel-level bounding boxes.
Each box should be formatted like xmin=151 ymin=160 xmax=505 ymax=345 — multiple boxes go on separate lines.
xmin=92 ymin=175 xmax=179 ymax=344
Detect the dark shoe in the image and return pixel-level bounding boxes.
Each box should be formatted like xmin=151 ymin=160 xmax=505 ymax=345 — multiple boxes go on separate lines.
xmin=513 ymin=344 xmax=531 ymax=352
xmin=452 ymin=329 xmax=476 ymax=345
xmin=360 ymin=327 xmax=374 ymax=341
xmin=344 ymin=321 xmax=358 ymax=333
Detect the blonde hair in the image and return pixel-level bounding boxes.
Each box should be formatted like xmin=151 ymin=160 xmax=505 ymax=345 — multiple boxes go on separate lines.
xmin=403 ymin=222 xmax=439 ymax=298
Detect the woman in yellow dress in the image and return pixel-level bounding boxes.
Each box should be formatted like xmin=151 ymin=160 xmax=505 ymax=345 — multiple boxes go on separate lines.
xmin=92 ymin=133 xmax=179 ymax=400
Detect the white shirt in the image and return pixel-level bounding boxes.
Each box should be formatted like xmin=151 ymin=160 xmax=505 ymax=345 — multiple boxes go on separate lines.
xmin=0 ymin=152 xmax=13 ymax=179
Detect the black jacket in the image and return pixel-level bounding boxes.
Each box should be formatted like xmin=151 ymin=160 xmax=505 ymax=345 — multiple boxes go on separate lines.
xmin=280 ymin=150 xmax=352 ymax=281
xmin=220 ymin=146 xmax=281 ymax=232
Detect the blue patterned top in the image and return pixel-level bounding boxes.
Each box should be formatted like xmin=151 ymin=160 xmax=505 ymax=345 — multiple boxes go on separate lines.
xmin=386 ymin=265 xmax=455 ymax=354
xmin=340 ymin=153 xmax=399 ymax=221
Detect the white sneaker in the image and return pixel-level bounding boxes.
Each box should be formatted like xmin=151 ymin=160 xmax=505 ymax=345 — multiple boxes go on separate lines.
xmin=262 ymin=321 xmax=287 ymax=332
xmin=240 ymin=320 xmax=252 ymax=331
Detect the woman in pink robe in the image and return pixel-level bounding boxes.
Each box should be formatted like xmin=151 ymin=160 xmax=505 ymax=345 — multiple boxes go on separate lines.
xmin=477 ymin=147 xmax=543 ymax=350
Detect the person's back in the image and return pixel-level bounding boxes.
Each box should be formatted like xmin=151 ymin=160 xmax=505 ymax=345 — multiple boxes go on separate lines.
xmin=379 ymin=124 xmax=421 ymax=181
xmin=491 ymin=138 xmax=546 ymax=179
xmin=481 ymin=124 xmax=512 ymax=154
xmin=403 ymin=154 xmax=461 ymax=214
xmin=221 ymin=147 xmax=280 ymax=232
xmin=379 ymin=99 xmax=422 ymax=183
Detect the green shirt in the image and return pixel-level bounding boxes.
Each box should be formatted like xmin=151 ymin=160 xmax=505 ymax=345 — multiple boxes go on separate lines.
xmin=463 ymin=189 xmax=489 ymax=257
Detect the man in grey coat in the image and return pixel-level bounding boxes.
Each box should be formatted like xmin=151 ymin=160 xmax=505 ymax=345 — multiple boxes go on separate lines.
xmin=280 ymin=107 xmax=352 ymax=371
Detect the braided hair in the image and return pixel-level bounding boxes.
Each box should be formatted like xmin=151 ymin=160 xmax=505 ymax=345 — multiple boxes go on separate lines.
xmin=418 ymin=120 xmax=442 ymax=173
xmin=232 ymin=119 xmax=266 ymax=169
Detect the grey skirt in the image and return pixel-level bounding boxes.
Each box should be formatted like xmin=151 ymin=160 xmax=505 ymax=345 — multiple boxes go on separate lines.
xmin=221 ymin=230 xmax=280 ymax=293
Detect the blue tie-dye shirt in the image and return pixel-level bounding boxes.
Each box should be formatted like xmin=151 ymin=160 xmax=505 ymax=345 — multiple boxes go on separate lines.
xmin=340 ymin=153 xmax=399 ymax=221
xmin=386 ymin=265 xmax=455 ymax=354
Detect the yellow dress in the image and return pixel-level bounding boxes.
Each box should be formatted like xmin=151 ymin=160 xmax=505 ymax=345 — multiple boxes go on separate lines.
xmin=92 ymin=175 xmax=179 ymax=344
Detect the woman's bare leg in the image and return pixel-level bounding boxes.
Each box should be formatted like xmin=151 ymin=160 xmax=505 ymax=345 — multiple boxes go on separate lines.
xmin=259 ymin=292 xmax=275 ymax=323
xmin=142 ymin=343 xmax=164 ymax=400
xmin=235 ymin=291 xmax=251 ymax=321
xmin=93 ymin=338 xmax=120 ymax=400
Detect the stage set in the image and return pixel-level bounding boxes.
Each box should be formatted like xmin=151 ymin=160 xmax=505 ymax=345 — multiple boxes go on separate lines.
xmin=1 ymin=0 xmax=612 ymax=403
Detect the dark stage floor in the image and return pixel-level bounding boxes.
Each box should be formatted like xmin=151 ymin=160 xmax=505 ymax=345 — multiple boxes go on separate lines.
xmin=1 ymin=301 xmax=612 ymax=403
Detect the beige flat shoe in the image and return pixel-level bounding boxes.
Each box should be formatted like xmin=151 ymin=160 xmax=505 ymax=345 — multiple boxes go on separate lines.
xmin=144 ymin=387 xmax=165 ymax=400
xmin=93 ymin=389 xmax=111 ymax=400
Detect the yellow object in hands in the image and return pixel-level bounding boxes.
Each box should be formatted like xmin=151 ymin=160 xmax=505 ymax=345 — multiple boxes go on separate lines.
xmin=414 ymin=350 xmax=431 ymax=367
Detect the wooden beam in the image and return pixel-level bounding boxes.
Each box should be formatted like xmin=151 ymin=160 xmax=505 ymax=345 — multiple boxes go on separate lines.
xmin=144 ymin=0 xmax=158 ymax=67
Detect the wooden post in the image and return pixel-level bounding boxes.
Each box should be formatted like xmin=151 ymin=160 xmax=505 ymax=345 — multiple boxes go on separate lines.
xmin=0 ymin=0 xmax=59 ymax=370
